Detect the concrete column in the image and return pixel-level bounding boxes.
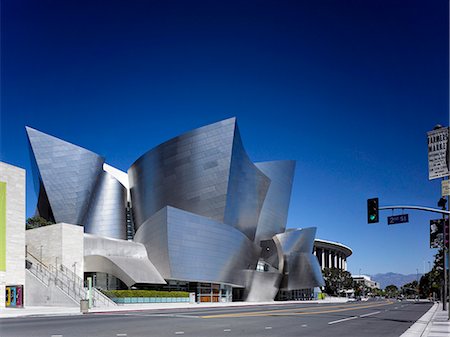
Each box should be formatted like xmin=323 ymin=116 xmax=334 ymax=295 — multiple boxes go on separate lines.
xmin=321 ymin=250 xmax=325 ymax=270
xmin=334 ymin=253 xmax=337 ymax=269
xmin=328 ymin=251 xmax=332 ymax=269
xmin=338 ymin=255 xmax=342 ymax=270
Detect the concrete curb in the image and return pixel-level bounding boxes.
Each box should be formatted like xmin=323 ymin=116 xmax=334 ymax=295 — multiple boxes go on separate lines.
xmin=399 ymin=302 xmax=439 ymax=337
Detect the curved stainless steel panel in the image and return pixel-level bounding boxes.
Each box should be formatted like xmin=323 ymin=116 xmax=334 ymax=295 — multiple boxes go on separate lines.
xmin=84 ymin=171 xmax=127 ymax=240
xmin=254 ymin=160 xmax=296 ymax=243
xmin=134 ymin=206 xmax=261 ymax=287
xmin=84 ymin=234 xmax=166 ymax=287
xmin=26 ymin=126 xmax=104 ymax=225
xmin=274 ymin=227 xmax=325 ymax=289
xmin=223 ymin=126 xmax=270 ymax=240
xmin=241 ymin=270 xmax=282 ymax=302
xmin=128 ymin=118 xmax=237 ymax=229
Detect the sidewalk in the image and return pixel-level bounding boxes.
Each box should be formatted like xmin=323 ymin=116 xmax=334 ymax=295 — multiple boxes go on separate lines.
xmin=0 ymin=296 xmax=348 ymax=319
xmin=400 ymin=302 xmax=450 ymax=337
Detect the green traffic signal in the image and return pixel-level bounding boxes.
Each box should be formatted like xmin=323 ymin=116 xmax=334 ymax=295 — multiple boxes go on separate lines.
xmin=367 ymin=198 xmax=379 ymax=224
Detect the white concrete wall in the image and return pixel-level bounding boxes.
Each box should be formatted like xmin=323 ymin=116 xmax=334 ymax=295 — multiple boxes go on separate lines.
xmin=25 ymin=270 xmax=78 ymax=307
xmin=0 ymin=162 xmax=26 ymax=308
xmin=26 ymin=223 xmax=84 ymax=279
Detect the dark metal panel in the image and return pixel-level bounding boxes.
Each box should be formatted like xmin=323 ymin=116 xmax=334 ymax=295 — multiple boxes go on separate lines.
xmin=26 ymin=126 xmax=104 ymax=225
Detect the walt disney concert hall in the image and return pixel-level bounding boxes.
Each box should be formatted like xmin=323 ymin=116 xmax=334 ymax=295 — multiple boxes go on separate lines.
xmin=26 ymin=117 xmax=324 ymax=302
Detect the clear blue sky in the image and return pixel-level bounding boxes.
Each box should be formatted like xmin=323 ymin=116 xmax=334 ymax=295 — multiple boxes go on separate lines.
xmin=1 ymin=0 xmax=448 ymax=275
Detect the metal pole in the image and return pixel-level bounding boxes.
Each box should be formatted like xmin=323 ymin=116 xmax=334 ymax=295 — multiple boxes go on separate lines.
xmin=443 ymin=179 xmax=447 ymax=311
xmin=39 ymin=245 xmax=43 ymax=272
xmin=444 ymin=1 xmax=450 ymax=320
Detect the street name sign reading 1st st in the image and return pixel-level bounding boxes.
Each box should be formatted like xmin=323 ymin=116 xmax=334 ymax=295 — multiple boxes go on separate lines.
xmin=387 ymin=214 xmax=409 ymax=225
xmin=427 ymin=126 xmax=449 ymax=180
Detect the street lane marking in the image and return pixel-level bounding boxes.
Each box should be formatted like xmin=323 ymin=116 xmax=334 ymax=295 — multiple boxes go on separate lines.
xmin=265 ymin=327 xmax=272 ymax=330
xmin=51 ymin=335 xmax=63 ymax=337
xmin=116 ymin=334 xmax=127 ymax=337
xmin=175 ymin=332 xmax=184 ymax=335
xmin=301 ymin=324 xmax=308 ymax=327
xmin=201 ymin=301 xmax=394 ymax=318
xmin=224 ymin=329 xmax=231 ymax=332
xmin=328 ymin=316 xmax=358 ymax=325
xmin=360 ymin=311 xmax=381 ymax=318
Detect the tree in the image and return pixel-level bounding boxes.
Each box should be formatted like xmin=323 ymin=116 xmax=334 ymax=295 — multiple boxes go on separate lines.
xmin=401 ymin=280 xmax=418 ymax=298
xmin=323 ymin=268 xmax=354 ymax=296
xmin=418 ymin=249 xmax=447 ymax=300
xmin=385 ymin=284 xmax=399 ymax=298
xmin=26 ymin=216 xmax=54 ymax=230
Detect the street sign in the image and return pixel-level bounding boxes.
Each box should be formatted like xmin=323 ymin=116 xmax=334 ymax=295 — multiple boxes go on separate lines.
xmin=427 ymin=127 xmax=449 ymax=180
xmin=442 ymin=180 xmax=450 ymax=196
xmin=430 ymin=219 xmax=444 ymax=248
xmin=387 ymin=214 xmax=409 ymax=225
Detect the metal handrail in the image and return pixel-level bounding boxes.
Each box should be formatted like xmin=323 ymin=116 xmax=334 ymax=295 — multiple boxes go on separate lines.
xmin=26 ymin=248 xmax=115 ymax=307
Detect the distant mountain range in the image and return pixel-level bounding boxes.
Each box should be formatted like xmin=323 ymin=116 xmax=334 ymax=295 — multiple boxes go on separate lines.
xmin=370 ymin=272 xmax=422 ymax=289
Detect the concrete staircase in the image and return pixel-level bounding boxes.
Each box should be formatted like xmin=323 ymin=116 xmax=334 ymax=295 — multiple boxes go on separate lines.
xmin=26 ymin=250 xmax=116 ymax=307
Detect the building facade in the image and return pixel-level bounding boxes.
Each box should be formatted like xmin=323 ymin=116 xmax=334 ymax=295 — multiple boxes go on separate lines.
xmin=25 ymin=118 xmax=336 ymax=302
xmin=0 ymin=162 xmax=26 ymax=308
xmin=313 ymin=239 xmax=352 ymax=271
xmin=352 ymin=275 xmax=381 ymax=290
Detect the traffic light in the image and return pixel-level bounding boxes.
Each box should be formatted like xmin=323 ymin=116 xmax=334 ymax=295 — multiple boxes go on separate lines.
xmin=367 ymin=198 xmax=379 ymax=224
xmin=438 ymin=197 xmax=447 ymax=209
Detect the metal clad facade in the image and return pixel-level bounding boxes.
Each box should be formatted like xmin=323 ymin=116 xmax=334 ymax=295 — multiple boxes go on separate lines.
xmin=254 ymin=160 xmax=296 ymax=243
xmin=129 ymin=118 xmax=236 ymax=229
xmin=84 ymin=171 xmax=127 ymax=239
xmin=26 ymin=127 xmax=104 ymax=225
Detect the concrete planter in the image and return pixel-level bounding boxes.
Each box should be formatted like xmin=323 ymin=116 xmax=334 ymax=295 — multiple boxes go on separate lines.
xmin=111 ymin=297 xmax=189 ymax=304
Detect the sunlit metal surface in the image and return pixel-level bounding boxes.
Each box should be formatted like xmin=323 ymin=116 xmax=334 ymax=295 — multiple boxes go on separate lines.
xmin=84 ymin=234 xmax=166 ymax=287
xmin=223 ymin=126 xmax=270 ymax=240
xmin=26 ymin=119 xmax=333 ymax=299
xmin=241 ymin=270 xmax=282 ymax=301
xmin=129 ymin=118 xmax=237 ymax=230
xmin=84 ymin=171 xmax=127 ymax=240
xmin=274 ymin=227 xmax=325 ymax=290
xmin=134 ymin=206 xmax=261 ymax=287
xmin=254 ymin=160 xmax=296 ymax=243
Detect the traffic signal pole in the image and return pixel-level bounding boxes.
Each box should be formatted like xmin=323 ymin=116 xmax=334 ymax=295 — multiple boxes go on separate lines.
xmin=377 ymin=204 xmax=449 ymax=315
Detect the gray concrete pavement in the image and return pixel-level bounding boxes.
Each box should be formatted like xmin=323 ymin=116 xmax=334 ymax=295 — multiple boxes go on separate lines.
xmin=0 ymin=299 xmax=434 ymax=337
xmin=0 ymin=297 xmax=348 ymax=318
xmin=400 ymin=302 xmax=450 ymax=337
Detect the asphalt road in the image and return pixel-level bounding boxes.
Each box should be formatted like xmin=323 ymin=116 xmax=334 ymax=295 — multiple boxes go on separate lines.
xmin=0 ymin=299 xmax=433 ymax=337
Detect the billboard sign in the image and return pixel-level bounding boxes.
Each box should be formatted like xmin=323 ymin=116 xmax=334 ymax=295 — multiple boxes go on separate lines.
xmin=427 ymin=127 xmax=449 ymax=180
xmin=430 ymin=219 xmax=444 ymax=248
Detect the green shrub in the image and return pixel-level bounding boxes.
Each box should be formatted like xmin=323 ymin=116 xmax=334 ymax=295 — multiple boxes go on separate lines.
xmin=102 ymin=290 xmax=190 ymax=298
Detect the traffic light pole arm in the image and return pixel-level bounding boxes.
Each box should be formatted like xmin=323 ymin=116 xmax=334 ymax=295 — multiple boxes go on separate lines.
xmin=379 ymin=205 xmax=450 ymax=215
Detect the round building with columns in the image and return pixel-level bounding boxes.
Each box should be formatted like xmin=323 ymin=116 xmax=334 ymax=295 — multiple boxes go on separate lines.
xmin=313 ymin=239 xmax=352 ymax=271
